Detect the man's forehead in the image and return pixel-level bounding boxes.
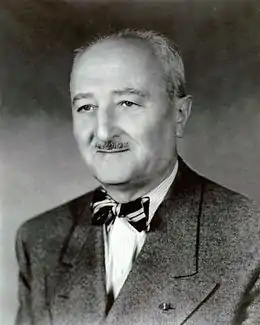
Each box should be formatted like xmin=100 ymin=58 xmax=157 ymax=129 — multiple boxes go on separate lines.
xmin=73 ymin=38 xmax=156 ymax=72
xmin=71 ymin=40 xmax=165 ymax=92
xmin=70 ymin=38 xmax=168 ymax=102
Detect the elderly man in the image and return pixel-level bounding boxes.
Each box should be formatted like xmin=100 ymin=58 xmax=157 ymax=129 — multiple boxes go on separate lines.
xmin=15 ymin=30 xmax=260 ymax=325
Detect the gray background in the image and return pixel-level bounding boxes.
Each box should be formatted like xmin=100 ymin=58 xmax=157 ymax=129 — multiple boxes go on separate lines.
xmin=1 ymin=0 xmax=260 ymax=323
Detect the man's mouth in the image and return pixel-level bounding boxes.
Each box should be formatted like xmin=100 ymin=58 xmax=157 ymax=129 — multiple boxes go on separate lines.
xmin=96 ymin=148 xmax=129 ymax=153
xmin=95 ymin=141 xmax=129 ymax=153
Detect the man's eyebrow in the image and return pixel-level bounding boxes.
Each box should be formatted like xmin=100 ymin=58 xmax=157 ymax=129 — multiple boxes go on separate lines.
xmin=72 ymin=93 xmax=93 ymax=105
xmin=112 ymin=88 xmax=150 ymax=98
xmin=72 ymin=88 xmax=149 ymax=105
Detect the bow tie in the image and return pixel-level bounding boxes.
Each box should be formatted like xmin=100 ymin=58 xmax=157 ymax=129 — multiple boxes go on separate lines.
xmin=90 ymin=188 xmax=150 ymax=232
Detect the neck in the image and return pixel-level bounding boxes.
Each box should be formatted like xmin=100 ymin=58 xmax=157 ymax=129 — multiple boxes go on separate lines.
xmin=101 ymin=157 xmax=178 ymax=203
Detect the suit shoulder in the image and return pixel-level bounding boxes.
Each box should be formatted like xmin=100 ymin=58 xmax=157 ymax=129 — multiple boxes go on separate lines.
xmin=16 ymin=190 xmax=95 ymax=243
xmin=201 ymin=176 xmax=259 ymax=210
xmin=180 ymin=160 xmax=256 ymax=208
xmin=200 ymin=176 xmax=260 ymax=241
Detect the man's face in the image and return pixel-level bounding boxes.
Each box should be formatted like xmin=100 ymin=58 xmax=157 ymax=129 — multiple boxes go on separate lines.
xmin=70 ymin=39 xmax=184 ymax=186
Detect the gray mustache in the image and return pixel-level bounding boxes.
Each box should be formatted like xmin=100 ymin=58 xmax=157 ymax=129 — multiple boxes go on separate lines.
xmin=95 ymin=141 xmax=129 ymax=151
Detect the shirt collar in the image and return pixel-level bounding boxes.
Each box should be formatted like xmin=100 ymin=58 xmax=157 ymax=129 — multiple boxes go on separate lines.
xmin=100 ymin=160 xmax=178 ymax=227
xmin=145 ymin=160 xmax=179 ymax=225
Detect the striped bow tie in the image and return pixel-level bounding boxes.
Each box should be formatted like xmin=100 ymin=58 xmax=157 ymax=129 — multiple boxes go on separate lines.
xmin=90 ymin=188 xmax=150 ymax=232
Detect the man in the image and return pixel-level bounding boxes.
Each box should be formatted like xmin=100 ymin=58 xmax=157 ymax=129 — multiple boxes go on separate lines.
xmin=15 ymin=29 xmax=260 ymax=325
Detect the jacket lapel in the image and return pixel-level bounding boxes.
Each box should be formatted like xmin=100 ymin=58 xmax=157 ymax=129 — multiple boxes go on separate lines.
xmin=104 ymin=159 xmax=220 ymax=325
xmin=48 ymin=193 xmax=107 ymax=325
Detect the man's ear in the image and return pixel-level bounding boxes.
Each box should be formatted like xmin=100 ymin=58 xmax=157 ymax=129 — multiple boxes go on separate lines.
xmin=175 ymin=95 xmax=192 ymax=138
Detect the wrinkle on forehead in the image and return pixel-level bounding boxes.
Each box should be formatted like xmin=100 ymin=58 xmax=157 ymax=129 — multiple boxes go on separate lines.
xmin=72 ymin=38 xmax=162 ymax=77
xmin=70 ymin=38 xmax=166 ymax=97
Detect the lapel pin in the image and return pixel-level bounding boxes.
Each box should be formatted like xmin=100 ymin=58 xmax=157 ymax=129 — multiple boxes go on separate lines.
xmin=159 ymin=302 xmax=174 ymax=312
xmin=57 ymin=294 xmax=69 ymax=299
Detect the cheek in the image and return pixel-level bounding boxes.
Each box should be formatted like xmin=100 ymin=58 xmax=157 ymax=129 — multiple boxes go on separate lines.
xmin=131 ymin=117 xmax=175 ymax=158
xmin=125 ymin=120 xmax=159 ymax=158
xmin=73 ymin=115 xmax=94 ymax=142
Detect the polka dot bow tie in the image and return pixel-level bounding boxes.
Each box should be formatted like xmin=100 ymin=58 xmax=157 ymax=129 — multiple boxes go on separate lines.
xmin=90 ymin=188 xmax=150 ymax=232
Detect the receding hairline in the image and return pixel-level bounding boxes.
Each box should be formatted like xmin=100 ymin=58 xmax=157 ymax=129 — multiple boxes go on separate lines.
xmin=73 ymin=36 xmax=163 ymax=68
xmin=74 ymin=29 xmax=181 ymax=57
xmin=71 ymin=37 xmax=168 ymax=86
xmin=71 ymin=29 xmax=186 ymax=99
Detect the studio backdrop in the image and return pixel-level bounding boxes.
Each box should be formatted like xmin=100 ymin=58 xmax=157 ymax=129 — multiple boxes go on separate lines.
xmin=1 ymin=0 xmax=260 ymax=324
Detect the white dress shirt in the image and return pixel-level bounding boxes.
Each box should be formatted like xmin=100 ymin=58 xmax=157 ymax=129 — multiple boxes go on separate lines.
xmin=103 ymin=161 xmax=179 ymax=299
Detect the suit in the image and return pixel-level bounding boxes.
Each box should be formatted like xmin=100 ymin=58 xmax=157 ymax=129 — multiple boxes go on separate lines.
xmin=15 ymin=158 xmax=260 ymax=325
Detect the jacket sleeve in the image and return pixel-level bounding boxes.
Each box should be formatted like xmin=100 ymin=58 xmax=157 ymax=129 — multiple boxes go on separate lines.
xmin=15 ymin=224 xmax=33 ymax=325
xmin=242 ymin=264 xmax=260 ymax=325
xmin=232 ymin=262 xmax=260 ymax=325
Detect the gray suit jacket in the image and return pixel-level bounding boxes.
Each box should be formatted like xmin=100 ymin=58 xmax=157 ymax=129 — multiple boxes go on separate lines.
xmin=15 ymin=159 xmax=260 ymax=325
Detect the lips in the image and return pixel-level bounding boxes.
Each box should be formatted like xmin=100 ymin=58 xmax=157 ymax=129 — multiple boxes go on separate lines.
xmin=94 ymin=141 xmax=130 ymax=152
xmin=96 ymin=148 xmax=129 ymax=153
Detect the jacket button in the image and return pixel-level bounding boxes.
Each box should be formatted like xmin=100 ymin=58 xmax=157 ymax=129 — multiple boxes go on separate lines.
xmin=159 ymin=302 xmax=174 ymax=311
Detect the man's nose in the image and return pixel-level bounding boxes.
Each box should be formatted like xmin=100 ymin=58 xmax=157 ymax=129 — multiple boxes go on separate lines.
xmin=95 ymin=107 xmax=116 ymax=142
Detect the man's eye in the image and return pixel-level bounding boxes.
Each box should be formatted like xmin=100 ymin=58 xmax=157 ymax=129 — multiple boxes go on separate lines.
xmin=77 ymin=104 xmax=97 ymax=112
xmin=119 ymin=101 xmax=138 ymax=108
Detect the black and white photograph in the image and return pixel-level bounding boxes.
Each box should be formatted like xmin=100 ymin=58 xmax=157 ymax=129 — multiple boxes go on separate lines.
xmin=1 ymin=0 xmax=260 ymax=324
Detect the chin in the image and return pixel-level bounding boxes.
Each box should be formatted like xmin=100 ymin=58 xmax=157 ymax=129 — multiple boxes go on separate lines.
xmin=93 ymin=170 xmax=134 ymax=186
xmin=97 ymin=178 xmax=131 ymax=187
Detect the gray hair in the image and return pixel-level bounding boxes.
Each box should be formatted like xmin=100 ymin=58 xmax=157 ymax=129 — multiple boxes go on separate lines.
xmin=73 ymin=29 xmax=186 ymax=100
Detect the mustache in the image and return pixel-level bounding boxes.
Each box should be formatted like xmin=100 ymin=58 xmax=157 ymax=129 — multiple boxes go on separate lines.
xmin=95 ymin=140 xmax=130 ymax=151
